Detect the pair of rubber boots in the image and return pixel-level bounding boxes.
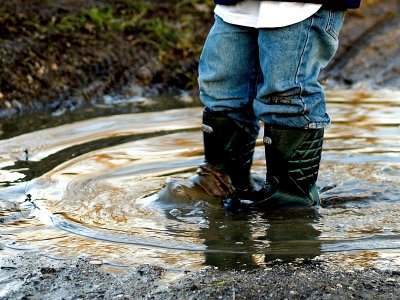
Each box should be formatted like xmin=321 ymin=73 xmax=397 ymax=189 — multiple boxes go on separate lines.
xmin=200 ymin=108 xmax=323 ymax=210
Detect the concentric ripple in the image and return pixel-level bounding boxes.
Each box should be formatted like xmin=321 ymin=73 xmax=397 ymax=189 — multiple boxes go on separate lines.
xmin=0 ymin=90 xmax=400 ymax=271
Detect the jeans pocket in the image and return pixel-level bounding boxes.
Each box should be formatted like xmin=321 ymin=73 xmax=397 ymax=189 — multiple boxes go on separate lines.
xmin=325 ymin=10 xmax=345 ymax=40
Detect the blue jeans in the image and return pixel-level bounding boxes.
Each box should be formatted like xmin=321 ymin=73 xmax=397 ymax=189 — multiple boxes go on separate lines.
xmin=198 ymin=8 xmax=344 ymax=139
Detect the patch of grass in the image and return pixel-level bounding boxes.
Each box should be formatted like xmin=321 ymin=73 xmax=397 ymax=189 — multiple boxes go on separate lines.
xmin=0 ymin=0 xmax=215 ymax=107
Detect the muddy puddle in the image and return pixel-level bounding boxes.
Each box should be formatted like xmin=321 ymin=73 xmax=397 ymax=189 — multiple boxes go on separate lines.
xmin=0 ymin=90 xmax=399 ymax=272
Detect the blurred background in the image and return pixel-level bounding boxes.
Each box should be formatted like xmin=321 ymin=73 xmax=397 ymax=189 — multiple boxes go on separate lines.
xmin=1 ymin=0 xmax=399 ymax=117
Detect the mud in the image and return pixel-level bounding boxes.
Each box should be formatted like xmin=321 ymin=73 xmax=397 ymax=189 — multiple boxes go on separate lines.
xmin=0 ymin=0 xmax=210 ymax=117
xmin=322 ymin=0 xmax=400 ymax=89
xmin=1 ymin=0 xmax=400 ymax=117
xmin=0 ymin=250 xmax=399 ymax=300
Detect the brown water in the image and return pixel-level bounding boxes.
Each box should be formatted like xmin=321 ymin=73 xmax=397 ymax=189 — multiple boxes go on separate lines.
xmin=0 ymin=90 xmax=399 ymax=271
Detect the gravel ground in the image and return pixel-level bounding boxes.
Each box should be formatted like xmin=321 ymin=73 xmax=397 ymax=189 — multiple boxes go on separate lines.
xmin=1 ymin=250 xmax=399 ymax=300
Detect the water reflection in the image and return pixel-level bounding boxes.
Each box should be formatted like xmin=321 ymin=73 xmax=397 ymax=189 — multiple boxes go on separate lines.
xmin=202 ymin=209 xmax=322 ymax=269
xmin=0 ymin=90 xmax=400 ymax=271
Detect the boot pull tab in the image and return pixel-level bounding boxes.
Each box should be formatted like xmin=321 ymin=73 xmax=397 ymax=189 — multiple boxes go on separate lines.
xmin=202 ymin=124 xmax=214 ymax=134
xmin=263 ymin=136 xmax=272 ymax=145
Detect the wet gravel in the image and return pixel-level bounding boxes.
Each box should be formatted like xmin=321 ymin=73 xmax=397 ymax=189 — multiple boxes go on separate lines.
xmin=1 ymin=250 xmax=398 ymax=300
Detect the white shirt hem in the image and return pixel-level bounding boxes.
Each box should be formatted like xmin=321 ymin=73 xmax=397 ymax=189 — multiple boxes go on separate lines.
xmin=214 ymin=1 xmax=322 ymax=28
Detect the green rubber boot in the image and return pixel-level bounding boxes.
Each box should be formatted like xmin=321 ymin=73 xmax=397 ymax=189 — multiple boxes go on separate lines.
xmin=199 ymin=108 xmax=258 ymax=208
xmin=254 ymin=125 xmax=324 ymax=209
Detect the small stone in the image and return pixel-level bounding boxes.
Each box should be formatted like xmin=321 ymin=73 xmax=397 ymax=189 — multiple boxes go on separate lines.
xmin=12 ymin=99 xmax=23 ymax=111
xmin=4 ymin=100 xmax=12 ymax=108
xmin=137 ymin=66 xmax=152 ymax=82
xmin=89 ymin=260 xmax=103 ymax=266
xmin=37 ymin=65 xmax=45 ymax=76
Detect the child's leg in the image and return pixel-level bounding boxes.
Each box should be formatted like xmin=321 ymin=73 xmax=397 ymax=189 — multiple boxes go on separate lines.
xmin=255 ymin=8 xmax=344 ymax=129
xmin=254 ymin=8 xmax=345 ymax=209
xmin=198 ymin=15 xmax=260 ymax=139
xmin=197 ymin=15 xmax=260 ymax=197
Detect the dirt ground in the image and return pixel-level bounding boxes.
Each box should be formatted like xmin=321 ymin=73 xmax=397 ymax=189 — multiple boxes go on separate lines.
xmin=0 ymin=0 xmax=213 ymax=116
xmin=1 ymin=0 xmax=400 ymax=117
xmin=0 ymin=250 xmax=399 ymax=300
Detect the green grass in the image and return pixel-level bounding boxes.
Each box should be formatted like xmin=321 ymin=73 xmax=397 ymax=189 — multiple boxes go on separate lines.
xmin=0 ymin=0 xmax=215 ymax=105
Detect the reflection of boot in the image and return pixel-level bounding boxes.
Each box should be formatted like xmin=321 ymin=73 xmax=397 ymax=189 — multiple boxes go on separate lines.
xmin=201 ymin=108 xmax=257 ymax=203
xmin=255 ymin=125 xmax=324 ymax=209
xmin=263 ymin=209 xmax=322 ymax=262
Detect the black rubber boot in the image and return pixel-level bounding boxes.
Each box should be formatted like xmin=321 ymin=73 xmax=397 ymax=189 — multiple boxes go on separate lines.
xmin=254 ymin=125 xmax=324 ymax=209
xmin=200 ymin=108 xmax=258 ymax=209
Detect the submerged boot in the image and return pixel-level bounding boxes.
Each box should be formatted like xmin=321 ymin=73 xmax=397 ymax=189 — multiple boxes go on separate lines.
xmin=197 ymin=108 xmax=258 ymax=209
xmin=254 ymin=126 xmax=324 ymax=209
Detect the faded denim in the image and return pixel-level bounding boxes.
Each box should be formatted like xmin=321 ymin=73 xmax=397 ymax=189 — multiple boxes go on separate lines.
xmin=198 ymin=8 xmax=344 ymax=139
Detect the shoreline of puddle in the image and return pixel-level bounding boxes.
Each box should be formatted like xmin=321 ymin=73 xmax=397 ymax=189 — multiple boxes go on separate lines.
xmin=0 ymin=89 xmax=399 ymax=274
